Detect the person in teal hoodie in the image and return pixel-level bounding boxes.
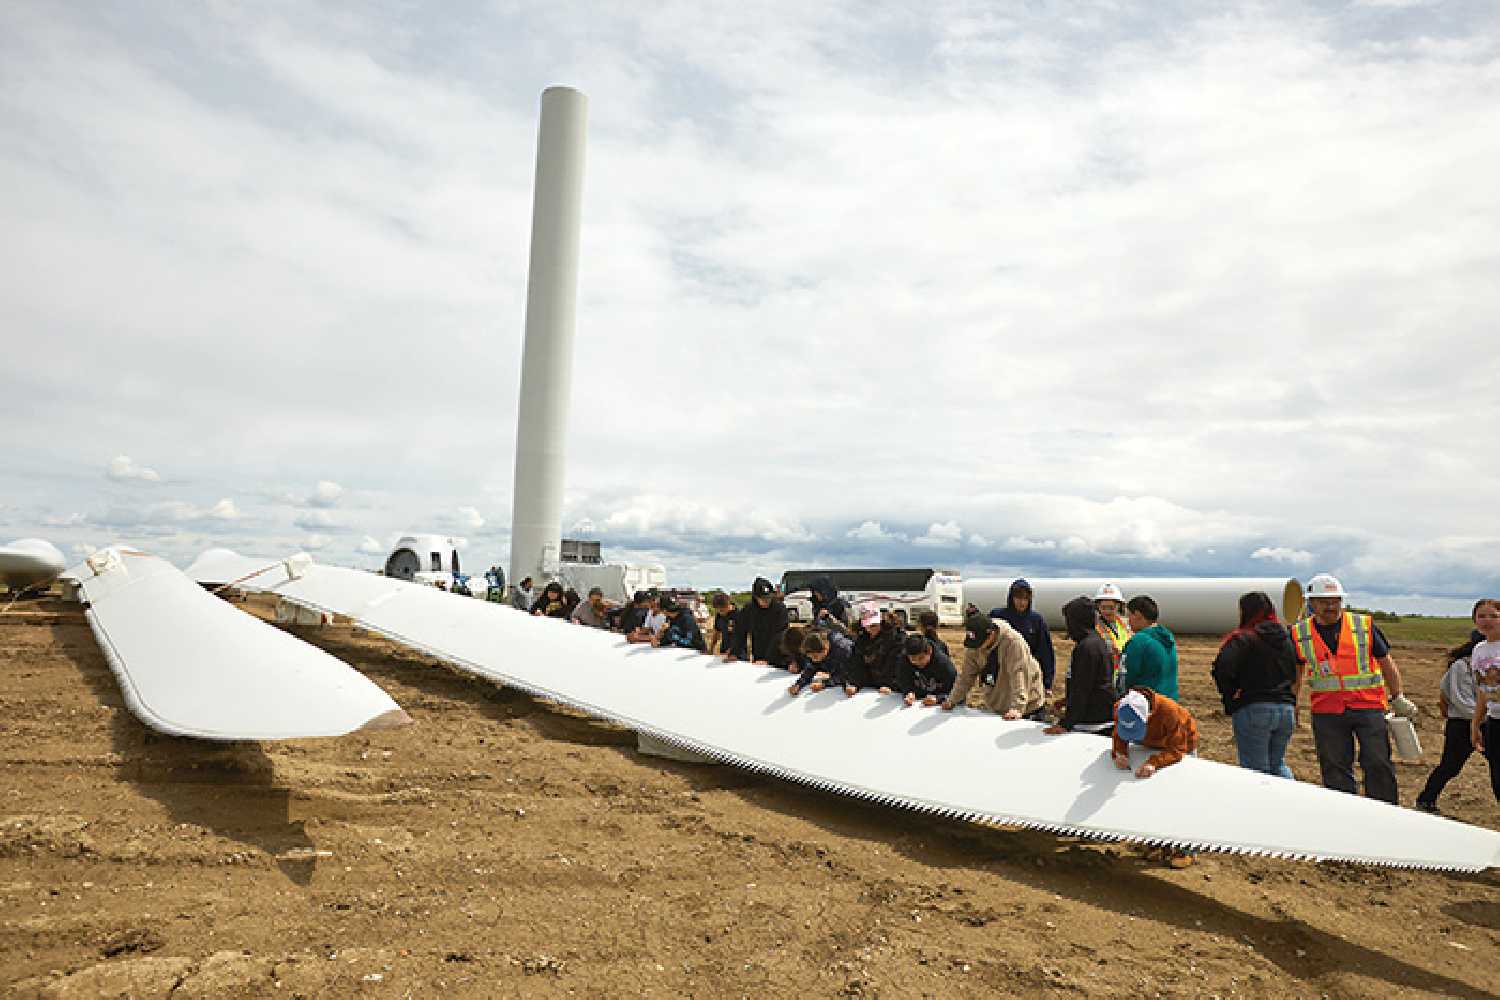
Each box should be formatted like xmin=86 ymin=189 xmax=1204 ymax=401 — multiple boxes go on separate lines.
xmin=1121 ymin=595 xmax=1179 ymax=700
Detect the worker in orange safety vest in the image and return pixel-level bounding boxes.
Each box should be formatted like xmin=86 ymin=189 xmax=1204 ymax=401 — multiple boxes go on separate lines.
xmin=1291 ymin=573 xmax=1417 ymax=804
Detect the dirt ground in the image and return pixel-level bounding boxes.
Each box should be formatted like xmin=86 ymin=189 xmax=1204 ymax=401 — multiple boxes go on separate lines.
xmin=3 ymin=594 xmax=1498 ymax=999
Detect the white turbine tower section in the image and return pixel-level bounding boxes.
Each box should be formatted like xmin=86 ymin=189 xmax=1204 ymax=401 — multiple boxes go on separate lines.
xmin=965 ymin=577 xmax=1306 ymax=634
xmin=509 ymin=86 xmax=588 ymax=587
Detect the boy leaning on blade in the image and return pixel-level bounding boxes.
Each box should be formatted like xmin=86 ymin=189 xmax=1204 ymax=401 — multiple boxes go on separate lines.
xmin=1113 ymin=687 xmax=1201 ymax=869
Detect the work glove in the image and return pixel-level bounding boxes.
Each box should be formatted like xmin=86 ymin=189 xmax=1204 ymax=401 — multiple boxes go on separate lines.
xmin=1389 ymin=694 xmax=1418 ymax=719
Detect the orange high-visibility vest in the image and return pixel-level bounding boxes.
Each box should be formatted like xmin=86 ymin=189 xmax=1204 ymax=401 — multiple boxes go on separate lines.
xmin=1291 ymin=612 xmax=1387 ymax=714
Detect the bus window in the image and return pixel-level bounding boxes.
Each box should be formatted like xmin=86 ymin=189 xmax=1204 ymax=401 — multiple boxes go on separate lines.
xmin=780 ymin=568 xmax=935 ymax=594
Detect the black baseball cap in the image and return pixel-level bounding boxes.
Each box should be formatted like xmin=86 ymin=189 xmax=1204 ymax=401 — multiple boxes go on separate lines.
xmin=963 ymin=612 xmax=997 ymax=648
xmin=752 ymin=577 xmax=775 ymax=598
xmin=903 ymin=634 xmax=930 ymax=657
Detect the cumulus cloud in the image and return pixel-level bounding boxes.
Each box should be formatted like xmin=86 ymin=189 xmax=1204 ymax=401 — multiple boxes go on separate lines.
xmin=293 ymin=509 xmax=349 ymax=532
xmin=973 ymin=496 xmax=1268 ymax=565
xmin=302 ymin=533 xmax=330 ymax=550
xmin=457 ymin=506 xmax=485 ymax=529
xmin=43 ymin=512 xmax=87 ymax=527
xmin=589 ymin=494 xmax=814 ymax=545
xmin=913 ymin=521 xmax=964 ymax=548
xmin=106 ymin=455 xmax=160 ymax=483
xmin=308 ymin=481 xmax=345 ymax=507
xmin=1002 ymin=536 xmax=1058 ymax=552
xmin=359 ymin=534 xmax=385 ymax=555
xmin=93 ymin=499 xmax=238 ymax=528
xmin=1343 ymin=535 xmax=1500 ymax=601
xmin=846 ymin=520 xmax=902 ymax=542
xmin=1251 ymin=546 xmax=1314 ymax=566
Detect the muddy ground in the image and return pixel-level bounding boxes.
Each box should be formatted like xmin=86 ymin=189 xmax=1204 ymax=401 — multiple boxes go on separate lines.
xmin=2 ymin=594 xmax=1497 ymax=999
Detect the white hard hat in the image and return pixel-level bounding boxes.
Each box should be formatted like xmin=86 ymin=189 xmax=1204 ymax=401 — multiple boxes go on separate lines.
xmin=1094 ymin=582 xmax=1125 ymax=602
xmin=1306 ymin=573 xmax=1346 ymax=599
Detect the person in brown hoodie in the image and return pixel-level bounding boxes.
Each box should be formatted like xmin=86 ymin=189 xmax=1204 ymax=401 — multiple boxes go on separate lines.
xmin=1112 ymin=686 xmax=1200 ymax=868
xmin=943 ymin=613 xmax=1046 ymax=719
xmin=1111 ymin=687 xmax=1199 ymax=778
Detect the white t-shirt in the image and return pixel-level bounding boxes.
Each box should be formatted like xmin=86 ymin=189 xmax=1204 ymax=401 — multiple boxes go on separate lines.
xmin=1471 ymin=639 xmax=1500 ymax=720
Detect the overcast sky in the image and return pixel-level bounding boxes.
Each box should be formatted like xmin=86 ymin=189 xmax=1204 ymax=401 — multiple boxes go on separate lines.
xmin=3 ymin=1 xmax=1497 ymax=613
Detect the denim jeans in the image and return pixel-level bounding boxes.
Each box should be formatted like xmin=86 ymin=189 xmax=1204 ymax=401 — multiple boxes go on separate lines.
xmin=1231 ymin=701 xmax=1295 ymax=779
xmin=1310 ymin=707 xmax=1398 ymax=803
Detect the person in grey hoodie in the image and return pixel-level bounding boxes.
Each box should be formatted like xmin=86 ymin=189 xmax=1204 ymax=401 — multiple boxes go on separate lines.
xmin=1416 ymin=615 xmax=1487 ymax=812
xmin=1121 ymin=595 xmax=1179 ymax=700
xmin=509 ymin=576 xmax=534 ymax=611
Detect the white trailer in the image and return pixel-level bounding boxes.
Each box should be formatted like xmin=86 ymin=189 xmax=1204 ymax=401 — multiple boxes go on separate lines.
xmin=557 ymin=562 xmax=667 ymax=607
xmin=781 ymin=568 xmax=964 ymax=626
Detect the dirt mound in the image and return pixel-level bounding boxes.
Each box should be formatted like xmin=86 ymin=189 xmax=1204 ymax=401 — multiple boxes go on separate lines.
xmin=1 ymin=598 xmax=1496 ymax=998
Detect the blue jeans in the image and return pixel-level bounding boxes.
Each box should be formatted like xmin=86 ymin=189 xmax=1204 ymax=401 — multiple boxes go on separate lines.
xmin=1231 ymin=701 xmax=1295 ymax=779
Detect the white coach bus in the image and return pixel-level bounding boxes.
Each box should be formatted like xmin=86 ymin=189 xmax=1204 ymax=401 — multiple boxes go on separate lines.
xmin=779 ymin=568 xmax=965 ymax=627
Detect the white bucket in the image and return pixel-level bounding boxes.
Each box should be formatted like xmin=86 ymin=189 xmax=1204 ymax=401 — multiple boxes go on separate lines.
xmin=1386 ymin=714 xmax=1423 ymax=762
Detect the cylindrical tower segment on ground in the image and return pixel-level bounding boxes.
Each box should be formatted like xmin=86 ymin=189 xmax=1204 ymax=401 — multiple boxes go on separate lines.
xmin=963 ymin=577 xmax=1305 ymax=634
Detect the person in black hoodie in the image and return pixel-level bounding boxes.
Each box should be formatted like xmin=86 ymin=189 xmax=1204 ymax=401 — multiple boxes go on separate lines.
xmin=1211 ymin=591 xmax=1298 ymax=778
xmin=530 ymin=582 xmax=569 ymax=618
xmin=654 ymin=594 xmax=707 ymax=652
xmin=779 ymin=626 xmax=809 ymax=672
xmin=916 ymin=611 xmax=949 ymax=657
xmin=990 ymin=578 xmax=1057 ymax=692
xmin=725 ymin=577 xmax=790 ymax=667
xmin=707 ymin=591 xmax=738 ymax=654
xmin=1044 ymin=596 xmax=1116 ymax=736
xmin=898 ymin=635 xmax=957 ymax=706
xmin=809 ymin=576 xmax=851 ymax=628
xmin=788 ymin=628 xmax=856 ymax=696
xmin=617 ymin=590 xmax=651 ymax=635
xmin=846 ymin=604 xmax=907 ymax=694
